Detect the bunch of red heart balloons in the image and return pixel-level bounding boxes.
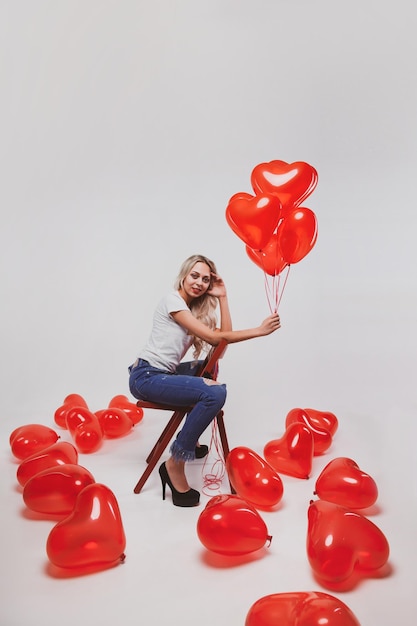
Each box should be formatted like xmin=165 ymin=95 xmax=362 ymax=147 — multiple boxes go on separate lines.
xmin=196 ymin=406 xmax=390 ymax=625
xmin=8 ymin=392 xmax=139 ymax=573
xmin=225 ymin=160 xmax=318 ymax=311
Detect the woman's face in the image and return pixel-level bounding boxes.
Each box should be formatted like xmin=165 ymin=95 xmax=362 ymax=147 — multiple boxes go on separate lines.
xmin=180 ymin=262 xmax=211 ymax=303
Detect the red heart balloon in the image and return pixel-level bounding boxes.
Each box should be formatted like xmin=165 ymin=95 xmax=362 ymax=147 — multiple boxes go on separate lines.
xmin=95 ymin=408 xmax=134 ymax=438
xmin=303 ymin=408 xmax=338 ymax=437
xmin=264 ymin=423 xmax=314 ymax=479
xmin=307 ymin=499 xmax=390 ymax=585
xmin=54 ymin=394 xmax=89 ymax=429
xmin=23 ymin=463 xmax=95 ymax=515
xmin=251 ymin=160 xmax=318 ymax=213
xmin=245 ymin=591 xmax=361 ymax=626
xmin=108 ymin=395 xmax=144 ymax=425
xmin=277 ymin=207 xmax=318 ymax=264
xmin=246 ymin=233 xmax=288 ymax=277
xmin=197 ymin=494 xmax=272 ymax=556
xmin=228 ymin=192 xmax=253 ymax=203
xmin=46 ymin=483 xmax=126 ymax=569
xmin=66 ymin=407 xmax=103 ymax=454
xmin=314 ymin=457 xmax=378 ymax=509
xmin=285 ymin=408 xmax=332 ymax=456
xmin=9 ymin=424 xmax=60 ymax=460
xmin=226 ymin=446 xmax=283 ymax=508
xmin=225 ymin=192 xmax=282 ymax=250
xmin=17 ymin=441 xmax=79 ymax=487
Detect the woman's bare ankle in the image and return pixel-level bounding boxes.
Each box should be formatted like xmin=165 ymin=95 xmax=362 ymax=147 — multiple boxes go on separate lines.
xmin=166 ymin=457 xmax=189 ymax=492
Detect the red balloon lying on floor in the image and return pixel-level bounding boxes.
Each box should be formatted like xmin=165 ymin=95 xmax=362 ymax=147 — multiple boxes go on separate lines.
xmin=303 ymin=408 xmax=338 ymax=437
xmin=23 ymin=464 xmax=95 ymax=515
xmin=46 ymin=483 xmax=126 ymax=569
xmin=314 ymin=457 xmax=378 ymax=509
xmin=54 ymin=393 xmax=89 ymax=429
xmin=9 ymin=424 xmax=60 ymax=460
xmin=16 ymin=441 xmax=79 ymax=487
xmin=65 ymin=407 xmax=103 ymax=453
xmin=264 ymin=423 xmax=314 ymax=479
xmin=307 ymin=500 xmax=390 ymax=585
xmin=197 ymin=494 xmax=272 ymax=556
xmin=108 ymin=395 xmax=144 ymax=425
xmin=95 ymin=407 xmax=134 ymax=438
xmin=285 ymin=408 xmax=333 ymax=455
xmin=245 ymin=591 xmax=361 ymax=626
xmin=226 ymin=446 xmax=283 ymax=508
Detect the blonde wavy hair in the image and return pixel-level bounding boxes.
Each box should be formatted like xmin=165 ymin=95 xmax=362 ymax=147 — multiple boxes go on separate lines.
xmin=174 ymin=254 xmax=218 ymax=358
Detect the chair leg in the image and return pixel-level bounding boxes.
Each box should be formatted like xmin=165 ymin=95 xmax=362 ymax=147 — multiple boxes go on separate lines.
xmin=133 ymin=455 xmax=158 ymax=494
xmin=134 ymin=409 xmax=186 ymax=494
xmin=216 ymin=411 xmax=229 ymax=457
xmin=146 ymin=409 xmax=188 ymax=464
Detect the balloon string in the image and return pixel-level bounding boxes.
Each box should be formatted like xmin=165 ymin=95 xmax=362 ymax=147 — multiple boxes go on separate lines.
xmin=263 ymin=272 xmax=275 ymax=314
xmin=263 ymin=267 xmax=290 ymax=313
xmin=273 ymin=273 xmax=280 ymax=312
xmin=258 ymin=252 xmax=290 ymax=313
xmin=273 ymin=230 xmax=282 ymax=311
xmin=202 ymin=419 xmax=227 ymax=495
xmin=261 ymin=261 xmax=278 ymax=313
xmin=277 ymin=265 xmax=291 ymax=309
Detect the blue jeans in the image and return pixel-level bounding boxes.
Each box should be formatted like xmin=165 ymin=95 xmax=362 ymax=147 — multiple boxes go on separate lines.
xmin=128 ymin=359 xmax=227 ymax=461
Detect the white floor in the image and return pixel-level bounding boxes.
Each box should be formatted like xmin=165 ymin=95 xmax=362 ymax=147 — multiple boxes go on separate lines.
xmin=1 ymin=325 xmax=416 ymax=626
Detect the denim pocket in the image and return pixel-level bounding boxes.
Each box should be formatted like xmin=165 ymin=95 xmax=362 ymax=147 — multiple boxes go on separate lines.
xmin=129 ymin=363 xmax=160 ymax=400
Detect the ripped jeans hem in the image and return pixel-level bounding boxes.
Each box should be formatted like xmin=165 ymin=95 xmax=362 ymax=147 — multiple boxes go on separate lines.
xmin=169 ymin=439 xmax=196 ymax=462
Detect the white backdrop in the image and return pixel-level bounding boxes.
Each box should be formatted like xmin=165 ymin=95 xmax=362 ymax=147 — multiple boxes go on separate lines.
xmin=1 ymin=2 xmax=416 ymax=625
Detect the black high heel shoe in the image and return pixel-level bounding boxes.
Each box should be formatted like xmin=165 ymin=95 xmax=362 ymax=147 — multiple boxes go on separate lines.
xmin=195 ymin=444 xmax=209 ymax=459
xmin=176 ymin=431 xmax=209 ymax=460
xmin=158 ymin=462 xmax=200 ymax=507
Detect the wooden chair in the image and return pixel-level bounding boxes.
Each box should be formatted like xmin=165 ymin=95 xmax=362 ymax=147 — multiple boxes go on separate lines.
xmin=133 ymin=339 xmax=232 ymax=494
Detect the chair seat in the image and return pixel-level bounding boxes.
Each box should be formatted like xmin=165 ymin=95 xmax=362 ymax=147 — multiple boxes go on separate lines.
xmin=136 ymin=400 xmax=192 ymax=411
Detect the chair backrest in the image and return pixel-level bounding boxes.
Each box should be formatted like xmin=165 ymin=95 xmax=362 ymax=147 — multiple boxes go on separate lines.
xmin=196 ymin=339 xmax=228 ymax=380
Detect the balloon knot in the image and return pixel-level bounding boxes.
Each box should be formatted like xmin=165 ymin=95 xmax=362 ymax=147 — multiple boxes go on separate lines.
xmin=266 ymin=535 xmax=273 ymax=547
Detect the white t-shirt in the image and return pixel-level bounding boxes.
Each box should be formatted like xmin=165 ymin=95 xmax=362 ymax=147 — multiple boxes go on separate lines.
xmin=137 ymin=291 xmax=193 ymax=373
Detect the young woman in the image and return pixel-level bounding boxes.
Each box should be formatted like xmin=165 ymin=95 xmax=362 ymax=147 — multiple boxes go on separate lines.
xmin=129 ymin=254 xmax=281 ymax=507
